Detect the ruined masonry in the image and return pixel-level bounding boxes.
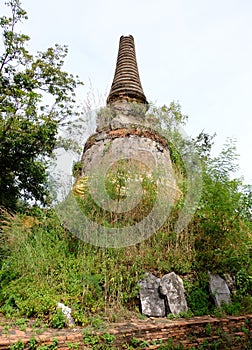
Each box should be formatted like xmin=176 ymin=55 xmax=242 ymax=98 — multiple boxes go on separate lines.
xmin=80 ymin=34 xmax=175 ymax=177
xmin=209 ymin=272 xmax=231 ymax=308
xmin=160 ymin=272 xmax=188 ymax=316
xmin=106 ymin=35 xmax=147 ymax=106
xmin=80 ymin=35 xmax=174 ymax=172
xmin=139 ymin=272 xmax=188 ymax=317
xmin=72 ymin=35 xmax=180 ymax=247
xmin=139 ymin=273 xmax=166 ymax=317
xmin=59 ymin=35 xmax=235 ymax=318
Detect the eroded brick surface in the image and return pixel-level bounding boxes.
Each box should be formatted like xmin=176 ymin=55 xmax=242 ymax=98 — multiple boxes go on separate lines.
xmin=0 ymin=315 xmax=251 ymax=349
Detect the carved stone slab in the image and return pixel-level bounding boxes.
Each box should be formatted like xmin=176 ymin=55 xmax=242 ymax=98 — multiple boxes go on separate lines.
xmin=209 ymin=273 xmax=231 ymax=308
xmin=159 ymin=272 xmax=188 ymax=316
xmin=139 ymin=272 xmax=166 ymax=317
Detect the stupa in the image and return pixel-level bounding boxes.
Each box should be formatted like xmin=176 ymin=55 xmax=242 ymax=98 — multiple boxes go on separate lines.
xmin=72 ymin=35 xmax=179 ymax=247
xmin=80 ymin=35 xmax=173 ymax=172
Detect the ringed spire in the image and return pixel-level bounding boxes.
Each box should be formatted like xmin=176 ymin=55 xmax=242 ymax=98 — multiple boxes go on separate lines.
xmin=106 ymin=35 xmax=147 ymax=105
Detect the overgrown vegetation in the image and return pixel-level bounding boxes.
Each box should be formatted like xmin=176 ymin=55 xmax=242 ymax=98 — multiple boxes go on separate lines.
xmin=0 ymin=0 xmax=252 ymax=333
xmin=0 ymin=134 xmax=251 ymax=323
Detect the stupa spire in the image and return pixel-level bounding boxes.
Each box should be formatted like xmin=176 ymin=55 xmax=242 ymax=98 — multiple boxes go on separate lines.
xmin=106 ymin=35 xmax=147 ymax=105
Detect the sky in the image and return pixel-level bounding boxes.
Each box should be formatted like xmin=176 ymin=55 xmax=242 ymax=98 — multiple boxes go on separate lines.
xmin=1 ymin=0 xmax=252 ymax=184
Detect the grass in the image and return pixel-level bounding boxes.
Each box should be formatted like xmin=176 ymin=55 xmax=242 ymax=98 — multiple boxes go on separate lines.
xmin=0 ymin=158 xmax=251 ymax=324
xmin=0 ymin=206 xmax=196 ymax=323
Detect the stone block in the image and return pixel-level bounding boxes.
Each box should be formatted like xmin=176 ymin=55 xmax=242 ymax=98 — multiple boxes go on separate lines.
xmin=159 ymin=272 xmax=188 ymax=316
xmin=208 ymin=273 xmax=231 ymax=308
xmin=139 ymin=272 xmax=166 ymax=317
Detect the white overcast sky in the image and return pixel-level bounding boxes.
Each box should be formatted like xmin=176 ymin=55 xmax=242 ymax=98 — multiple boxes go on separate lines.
xmin=1 ymin=0 xmax=252 ymax=184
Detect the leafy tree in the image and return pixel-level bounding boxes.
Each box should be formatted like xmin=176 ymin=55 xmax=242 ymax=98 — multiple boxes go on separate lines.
xmin=0 ymin=0 xmax=83 ymax=210
xmin=192 ymin=138 xmax=252 ymax=272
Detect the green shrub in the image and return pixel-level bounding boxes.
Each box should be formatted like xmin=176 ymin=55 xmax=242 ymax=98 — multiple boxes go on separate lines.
xmin=50 ymin=310 xmax=65 ymax=329
xmin=187 ymin=283 xmax=211 ymax=316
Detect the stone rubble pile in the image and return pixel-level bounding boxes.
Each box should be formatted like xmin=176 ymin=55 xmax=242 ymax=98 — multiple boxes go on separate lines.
xmin=139 ymin=271 xmax=232 ymax=317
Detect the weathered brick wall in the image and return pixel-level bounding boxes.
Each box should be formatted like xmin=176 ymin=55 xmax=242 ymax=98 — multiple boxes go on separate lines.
xmin=1 ymin=315 xmax=252 ymax=349
xmin=107 ymin=315 xmax=252 ymax=349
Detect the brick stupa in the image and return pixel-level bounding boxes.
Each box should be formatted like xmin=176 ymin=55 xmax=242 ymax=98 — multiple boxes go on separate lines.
xmin=73 ymin=35 xmax=178 ymax=246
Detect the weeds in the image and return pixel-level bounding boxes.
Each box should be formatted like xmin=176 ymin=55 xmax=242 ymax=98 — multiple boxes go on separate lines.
xmin=0 ymin=136 xmax=252 ymax=324
xmin=50 ymin=310 xmax=65 ymax=329
xmin=9 ymin=340 xmax=24 ymax=350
